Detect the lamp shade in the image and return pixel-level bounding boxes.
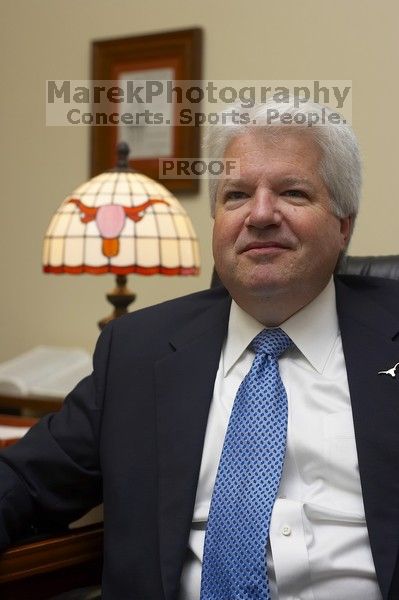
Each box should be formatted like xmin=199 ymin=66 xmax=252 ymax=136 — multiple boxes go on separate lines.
xmin=42 ymin=170 xmax=200 ymax=276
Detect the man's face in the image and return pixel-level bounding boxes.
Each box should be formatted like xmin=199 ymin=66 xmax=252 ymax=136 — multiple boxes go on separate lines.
xmin=212 ymin=129 xmax=351 ymax=321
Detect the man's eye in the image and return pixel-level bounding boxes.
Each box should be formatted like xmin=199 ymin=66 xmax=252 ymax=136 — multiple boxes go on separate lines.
xmin=224 ymin=191 xmax=249 ymax=200
xmin=281 ymin=189 xmax=309 ymax=199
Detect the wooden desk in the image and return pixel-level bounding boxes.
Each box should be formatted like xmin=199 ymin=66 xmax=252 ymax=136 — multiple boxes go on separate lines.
xmin=0 ymin=394 xmax=62 ymax=417
xmin=0 ymin=525 xmax=103 ymax=599
xmin=0 ymin=414 xmax=38 ymax=447
xmin=0 ymin=414 xmax=103 ymax=598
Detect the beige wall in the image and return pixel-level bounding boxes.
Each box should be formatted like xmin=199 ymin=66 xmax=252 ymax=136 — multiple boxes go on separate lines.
xmin=0 ymin=0 xmax=398 ymax=362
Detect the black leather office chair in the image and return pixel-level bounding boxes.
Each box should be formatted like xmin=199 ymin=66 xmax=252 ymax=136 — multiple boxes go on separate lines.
xmin=338 ymin=254 xmax=399 ymax=279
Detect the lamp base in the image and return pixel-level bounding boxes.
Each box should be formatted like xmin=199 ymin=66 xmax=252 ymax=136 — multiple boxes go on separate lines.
xmin=98 ymin=274 xmax=136 ymax=330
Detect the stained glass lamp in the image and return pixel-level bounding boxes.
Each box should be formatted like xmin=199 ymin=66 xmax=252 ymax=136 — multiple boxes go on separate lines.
xmin=42 ymin=143 xmax=200 ymax=329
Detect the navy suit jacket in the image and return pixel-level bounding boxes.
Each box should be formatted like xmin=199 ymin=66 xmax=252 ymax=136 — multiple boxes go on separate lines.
xmin=0 ymin=275 xmax=398 ymax=600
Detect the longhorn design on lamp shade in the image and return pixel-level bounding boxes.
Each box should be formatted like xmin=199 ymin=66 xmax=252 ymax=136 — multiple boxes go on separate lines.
xmin=67 ymin=197 xmax=170 ymax=258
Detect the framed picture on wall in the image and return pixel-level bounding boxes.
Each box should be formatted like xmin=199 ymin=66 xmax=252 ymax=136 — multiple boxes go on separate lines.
xmin=91 ymin=28 xmax=202 ymax=193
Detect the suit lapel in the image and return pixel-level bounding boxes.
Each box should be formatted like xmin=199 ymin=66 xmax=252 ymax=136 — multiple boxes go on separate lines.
xmin=155 ymin=291 xmax=231 ymax=600
xmin=336 ymin=277 xmax=399 ymax=600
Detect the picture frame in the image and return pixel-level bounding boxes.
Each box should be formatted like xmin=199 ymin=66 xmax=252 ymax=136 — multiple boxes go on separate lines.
xmin=91 ymin=28 xmax=202 ymax=193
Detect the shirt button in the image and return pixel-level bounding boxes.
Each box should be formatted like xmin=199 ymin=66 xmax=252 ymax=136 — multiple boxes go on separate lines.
xmin=281 ymin=525 xmax=291 ymax=536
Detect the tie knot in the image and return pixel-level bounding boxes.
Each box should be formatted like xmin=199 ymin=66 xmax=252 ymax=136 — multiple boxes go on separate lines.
xmin=251 ymin=327 xmax=292 ymax=358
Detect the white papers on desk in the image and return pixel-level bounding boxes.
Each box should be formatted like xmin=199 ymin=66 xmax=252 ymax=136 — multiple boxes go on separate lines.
xmin=0 ymin=425 xmax=30 ymax=439
xmin=0 ymin=346 xmax=92 ymax=398
xmin=69 ymin=504 xmax=104 ymax=529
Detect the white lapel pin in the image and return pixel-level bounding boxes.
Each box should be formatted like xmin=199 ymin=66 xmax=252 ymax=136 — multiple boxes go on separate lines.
xmin=378 ymin=363 xmax=399 ymax=378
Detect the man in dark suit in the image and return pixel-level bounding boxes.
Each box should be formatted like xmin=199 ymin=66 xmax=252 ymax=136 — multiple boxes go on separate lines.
xmin=0 ymin=100 xmax=398 ymax=600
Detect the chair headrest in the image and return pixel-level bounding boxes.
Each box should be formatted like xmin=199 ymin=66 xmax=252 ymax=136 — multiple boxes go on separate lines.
xmin=338 ymin=255 xmax=399 ymax=280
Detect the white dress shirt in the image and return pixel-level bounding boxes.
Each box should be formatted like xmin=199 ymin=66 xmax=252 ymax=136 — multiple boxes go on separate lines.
xmin=178 ymin=279 xmax=382 ymax=600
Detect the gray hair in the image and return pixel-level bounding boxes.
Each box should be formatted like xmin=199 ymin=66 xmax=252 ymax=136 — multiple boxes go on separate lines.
xmin=204 ymin=99 xmax=362 ymax=237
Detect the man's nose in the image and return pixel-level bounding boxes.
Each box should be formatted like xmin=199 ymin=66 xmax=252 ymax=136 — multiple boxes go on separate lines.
xmin=245 ymin=190 xmax=282 ymax=228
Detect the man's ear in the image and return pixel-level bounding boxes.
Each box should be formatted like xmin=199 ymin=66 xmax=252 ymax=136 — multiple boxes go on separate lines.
xmin=340 ymin=215 xmax=353 ymax=247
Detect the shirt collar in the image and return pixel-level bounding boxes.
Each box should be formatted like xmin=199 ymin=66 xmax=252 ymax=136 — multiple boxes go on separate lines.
xmin=224 ymin=278 xmax=339 ymax=376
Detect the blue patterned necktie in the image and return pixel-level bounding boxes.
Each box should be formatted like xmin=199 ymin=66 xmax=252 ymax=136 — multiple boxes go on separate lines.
xmin=200 ymin=327 xmax=292 ymax=600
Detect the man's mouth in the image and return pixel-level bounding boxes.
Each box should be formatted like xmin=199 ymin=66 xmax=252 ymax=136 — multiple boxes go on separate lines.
xmin=241 ymin=241 xmax=291 ymax=255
